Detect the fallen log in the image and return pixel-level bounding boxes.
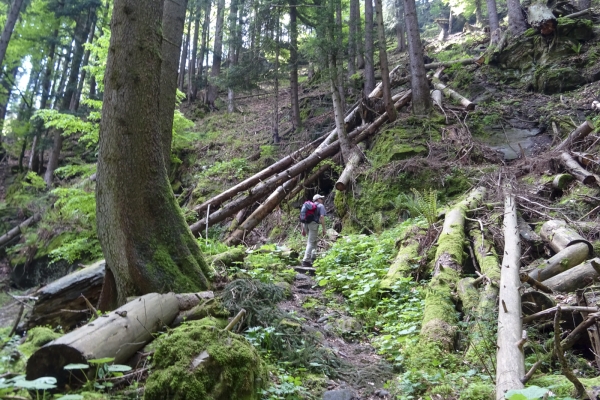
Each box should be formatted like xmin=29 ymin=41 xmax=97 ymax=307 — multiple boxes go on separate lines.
xmin=285 ymin=163 xmax=331 ymax=201
xmin=552 ymin=173 xmax=574 ymax=190
xmin=559 ymin=152 xmax=597 ymax=186
xmin=420 ymin=187 xmax=486 ymax=350
xmin=335 ymin=143 xmax=366 ymax=191
xmin=527 ymin=242 xmax=590 ymax=282
xmin=424 ymin=58 xmax=479 ymax=70
xmin=527 ymin=2 xmax=557 ymax=35
xmin=561 ymin=312 xmax=600 ymax=351
xmin=26 ymin=292 xmax=180 ymax=389
xmin=522 ymin=305 xmax=598 ymax=324
xmin=496 ymin=188 xmax=525 ymax=399
xmin=431 ymin=89 xmax=443 ymax=110
xmin=517 ymin=213 xmax=542 ymax=244
xmin=0 ymin=214 xmax=40 ymax=248
xmin=205 ymin=247 xmax=246 ymax=268
xmin=555 ymin=120 xmax=595 ymax=151
xmin=27 ymin=260 xmax=106 ymax=330
xmin=541 ymin=258 xmax=600 ymax=293
xmin=572 ymin=152 xmax=598 ymax=168
xmin=380 ymin=228 xmax=424 ymax=290
xmin=432 ymin=78 xmax=475 ymax=110
xmin=539 ymin=219 xmax=593 ymax=254
xmin=225 ymin=177 xmax=299 ymax=245
xmin=563 ymin=8 xmax=591 ymax=18
xmin=190 ymin=91 xmax=412 ymax=234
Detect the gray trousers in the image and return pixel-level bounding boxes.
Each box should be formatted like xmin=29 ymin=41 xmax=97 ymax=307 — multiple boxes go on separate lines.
xmin=303 ymin=222 xmax=319 ymax=262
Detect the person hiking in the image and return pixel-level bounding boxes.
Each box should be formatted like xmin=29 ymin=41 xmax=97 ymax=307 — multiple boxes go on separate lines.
xmin=300 ymin=194 xmax=327 ymax=268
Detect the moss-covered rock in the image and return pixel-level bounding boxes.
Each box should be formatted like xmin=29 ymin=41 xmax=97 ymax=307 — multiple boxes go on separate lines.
xmin=534 ymin=65 xmax=586 ymax=94
xmin=19 ymin=327 xmax=62 ymax=356
xmin=145 ymin=318 xmax=267 ymax=400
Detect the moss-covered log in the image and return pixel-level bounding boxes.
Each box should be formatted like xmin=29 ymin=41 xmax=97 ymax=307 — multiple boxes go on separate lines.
xmin=26 ymin=293 xmax=180 ymax=389
xmin=206 ymin=247 xmax=246 ymax=268
xmin=380 ymin=228 xmax=424 ymax=289
xmin=496 ymin=190 xmax=524 ymax=399
xmin=527 ymin=242 xmax=590 ymax=282
xmin=541 ymin=257 xmax=600 ymax=293
xmin=552 ymin=174 xmax=574 ymax=190
xmin=559 ymin=152 xmax=597 ymax=186
xmin=420 ymin=187 xmax=486 ymax=350
xmin=539 ymin=219 xmax=593 ymax=254
xmin=0 ymin=214 xmax=39 ymax=248
xmin=27 ymin=260 xmax=105 ymax=331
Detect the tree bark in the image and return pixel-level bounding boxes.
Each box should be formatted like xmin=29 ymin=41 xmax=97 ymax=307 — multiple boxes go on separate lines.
xmin=27 ymin=261 xmax=105 ymax=330
xmin=364 ymin=0 xmax=376 ymax=96
xmin=0 ymin=0 xmax=26 ymax=69
xmin=26 ymin=293 xmax=180 ymax=389
xmin=356 ymin=2 xmax=365 ymax=69
xmin=527 ymin=3 xmax=556 ymax=35
xmin=207 ymin=0 xmax=226 ymax=108
xmin=198 ymin=0 xmax=212 ymax=91
xmin=403 ymin=0 xmax=431 ymax=115
xmin=375 ymin=0 xmax=397 ymax=122
xmin=395 ymin=0 xmax=406 ymax=51
xmin=348 ymin=0 xmax=358 ymax=77
xmin=507 ymin=0 xmax=527 ymax=36
xmin=474 ymin=0 xmax=483 ymax=26
xmin=528 ymin=242 xmax=590 ymax=282
xmin=496 ymin=189 xmax=525 ymax=400
xmin=159 ymin=0 xmax=189 ymax=168
xmin=335 ymin=143 xmax=365 ymax=191
xmin=289 ymin=0 xmax=301 ymax=130
xmin=272 ymin=11 xmax=281 ymax=142
xmin=542 ymin=258 xmax=600 ymax=293
xmin=188 ymin=1 xmax=201 ymax=102
xmin=227 ymin=0 xmax=240 ymax=113
xmin=487 ymin=0 xmax=500 ymax=44
xmin=178 ymin=18 xmax=190 ymax=91
xmin=96 ymin=0 xmax=211 ymax=310
xmin=330 ymin=53 xmax=353 ymax=163
xmin=70 ymin=16 xmax=97 ymax=111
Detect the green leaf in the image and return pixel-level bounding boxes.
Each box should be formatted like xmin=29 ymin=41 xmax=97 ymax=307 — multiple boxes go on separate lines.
xmin=107 ymin=364 xmax=132 ymax=372
xmin=88 ymin=357 xmax=115 ymax=364
xmin=64 ymin=363 xmax=90 ymax=370
xmin=505 ymin=386 xmax=550 ymax=400
xmin=12 ymin=376 xmax=57 ymax=390
xmin=57 ymin=395 xmax=85 ymax=399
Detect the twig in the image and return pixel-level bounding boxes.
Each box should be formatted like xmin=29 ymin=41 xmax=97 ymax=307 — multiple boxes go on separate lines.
xmin=554 ymin=306 xmax=585 ymax=398
xmin=8 ymin=294 xmax=33 ymax=309
xmin=519 ymin=273 xmax=554 ymax=294
xmin=521 ymin=360 xmax=542 ymax=384
xmin=225 ymin=308 xmax=246 ymax=332
xmin=8 ymin=304 xmax=24 ymax=338
xmin=522 ymin=305 xmax=598 ymax=324
xmin=80 ymin=294 xmax=98 ymax=316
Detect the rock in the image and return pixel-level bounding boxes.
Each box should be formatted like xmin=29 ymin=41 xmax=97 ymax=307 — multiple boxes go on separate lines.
xmin=324 ymin=316 xmax=363 ymax=336
xmin=295 ymin=273 xmax=311 ymax=280
xmin=323 ymin=388 xmax=357 ymax=400
xmin=534 ymin=65 xmax=585 ymax=94
xmin=294 ymin=266 xmax=316 ymax=275
xmin=274 ymin=281 xmax=292 ymax=298
xmin=375 ymin=389 xmax=391 ymax=398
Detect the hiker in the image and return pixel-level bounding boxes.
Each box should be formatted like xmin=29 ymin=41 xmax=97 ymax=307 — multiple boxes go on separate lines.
xmin=300 ymin=194 xmax=327 ymax=268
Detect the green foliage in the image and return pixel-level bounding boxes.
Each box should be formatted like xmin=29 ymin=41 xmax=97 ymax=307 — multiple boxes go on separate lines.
xmin=315 ymin=220 xmax=424 ymax=362
xmin=64 ymin=357 xmax=132 ymax=392
xmin=241 ymin=245 xmax=297 ymax=284
xmin=85 ymin=28 xmax=111 ymax=92
xmin=505 ymin=386 xmax=575 ymax=400
xmin=35 ymin=105 xmax=101 ymax=148
xmin=394 ymin=189 xmax=438 ymax=227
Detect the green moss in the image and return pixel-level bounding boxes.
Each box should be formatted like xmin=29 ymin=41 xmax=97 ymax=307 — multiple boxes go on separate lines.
xmin=19 ymin=327 xmax=62 ymax=356
xmin=380 ymin=239 xmax=420 ymax=290
xmin=145 ymin=319 xmax=267 ymax=400
xmin=461 ymin=382 xmax=495 ymax=400
xmin=529 ymin=375 xmax=600 ymax=397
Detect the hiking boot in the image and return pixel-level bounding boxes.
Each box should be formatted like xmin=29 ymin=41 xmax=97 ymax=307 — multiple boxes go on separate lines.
xmin=301 ymin=261 xmax=313 ymax=268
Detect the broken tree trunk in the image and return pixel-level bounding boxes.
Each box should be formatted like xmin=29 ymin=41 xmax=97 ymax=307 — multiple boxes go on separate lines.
xmin=539 ymin=219 xmax=593 ymax=254
xmin=190 ymin=91 xmax=412 ymax=234
xmin=0 ymin=214 xmax=40 ymax=248
xmin=431 ymin=89 xmax=443 ymax=111
xmin=206 ymin=247 xmax=246 ymax=268
xmin=225 ymin=177 xmax=299 ymax=245
xmin=552 ymin=173 xmax=574 ymax=190
xmin=541 ymin=258 xmax=600 ymax=293
xmin=335 ymin=143 xmax=366 ymax=191
xmin=432 ymin=79 xmax=475 ymax=110
xmin=555 ymin=120 xmax=595 ymax=151
xmin=559 ymin=152 xmax=597 ymax=186
xmin=27 ymin=260 xmax=106 ymax=330
xmin=496 ymin=188 xmax=525 ymax=399
xmin=380 ymin=227 xmax=425 ymax=290
xmin=26 ymin=292 xmax=180 ymax=389
xmin=286 ymin=163 xmax=331 ymax=201
xmin=527 ymin=242 xmax=590 ymax=282
xmin=420 ymin=187 xmax=486 ymax=350
xmin=465 ymin=221 xmax=501 ymax=367
xmin=527 ymin=2 xmax=557 ymax=35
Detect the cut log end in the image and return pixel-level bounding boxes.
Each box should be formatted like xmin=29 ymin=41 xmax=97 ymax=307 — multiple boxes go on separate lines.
xmin=335 ymin=181 xmax=347 ymax=191
xmin=26 ymin=344 xmax=87 ymax=388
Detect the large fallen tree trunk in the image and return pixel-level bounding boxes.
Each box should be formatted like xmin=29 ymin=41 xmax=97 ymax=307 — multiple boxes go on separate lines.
xmin=285 ymin=163 xmax=331 ymax=201
xmin=225 ymin=177 xmax=299 ymax=245
xmin=541 ymin=258 xmax=600 ymax=293
xmin=335 ymin=143 xmax=365 ymax=191
xmin=190 ymin=91 xmax=412 ymax=234
xmin=26 ymin=292 xmax=180 ymax=389
xmin=496 ymin=189 xmax=525 ymax=399
xmin=380 ymin=227 xmax=425 ymax=289
xmin=555 ymin=120 xmax=595 ymax=151
xmin=527 ymin=2 xmax=557 ymax=35
xmin=539 ymin=219 xmax=593 ymax=254
xmin=432 ymin=78 xmax=475 ymax=110
xmin=0 ymin=214 xmax=40 ymax=248
xmin=559 ymin=152 xmax=597 ymax=186
xmin=420 ymin=187 xmax=486 ymax=350
xmin=527 ymin=242 xmax=590 ymax=282
xmin=27 ymin=260 xmax=106 ymax=330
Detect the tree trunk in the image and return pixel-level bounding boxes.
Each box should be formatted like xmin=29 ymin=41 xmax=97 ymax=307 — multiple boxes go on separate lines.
xmin=227 ymin=0 xmax=240 ymax=113
xmin=432 ymin=79 xmax=475 ymax=110
xmin=474 ymin=0 xmax=483 ymax=26
xmin=159 ymin=0 xmax=188 ymax=168
xmin=375 ymin=0 xmax=397 ymax=122
xmin=356 ymin=2 xmax=365 ymax=69
xmin=507 ymin=0 xmax=527 ymax=36
xmin=380 ymin=230 xmax=422 ymax=289
xmin=330 ymin=53 xmax=353 ymax=163
xmin=560 ymin=153 xmax=597 ymax=185
xmin=27 ymin=260 xmax=105 ymax=330
xmin=178 ymin=18 xmax=190 ymax=92
xmin=487 ymin=0 xmax=500 ymax=44
xmin=555 ymin=120 xmax=595 ymax=151
xmin=96 ymin=0 xmax=211 ymax=310
xmin=495 ymin=189 xmax=525 ymax=400
xmin=198 ymin=0 xmax=212 ymax=91
xmin=539 ymin=219 xmax=593 ymax=254
xmin=0 ymin=66 xmax=18 ymax=153
xmin=272 ymin=13 xmax=281 ymax=142
xmin=188 ymin=2 xmax=201 ymax=102
xmin=70 ymin=16 xmax=97 ymax=111
xmin=348 ymin=0 xmax=358 ymax=77
xmin=335 ymin=143 xmax=365 ymax=191
xmin=226 ymin=177 xmax=299 ymax=245
xmin=289 ymin=0 xmax=301 ymax=130
xmin=542 ymin=258 xmax=600 ymax=293
xmin=286 ymin=164 xmax=331 ymax=201
xmin=26 ymin=293 xmax=181 ymax=389
xmin=403 ymin=0 xmax=431 ymax=115
xmin=52 ymin=46 xmax=72 ymax=109
xmin=364 ymin=0 xmax=376 ymax=96
xmin=528 ymin=3 xmax=557 ymax=35
xmin=528 ymin=242 xmax=590 ymax=282
xmin=0 ymin=0 xmax=26 ymax=69
xmin=420 ymin=187 xmax=486 ymax=349
xmin=395 ymin=0 xmax=406 ymax=51
xmin=208 ymin=0 xmax=226 ymax=108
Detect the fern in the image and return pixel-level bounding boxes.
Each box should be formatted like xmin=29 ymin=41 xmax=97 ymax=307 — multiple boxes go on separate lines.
xmin=395 ymin=188 xmax=438 ymax=227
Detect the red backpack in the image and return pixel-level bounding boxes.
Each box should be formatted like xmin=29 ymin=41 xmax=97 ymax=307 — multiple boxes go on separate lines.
xmin=299 ymin=201 xmax=318 ymax=223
